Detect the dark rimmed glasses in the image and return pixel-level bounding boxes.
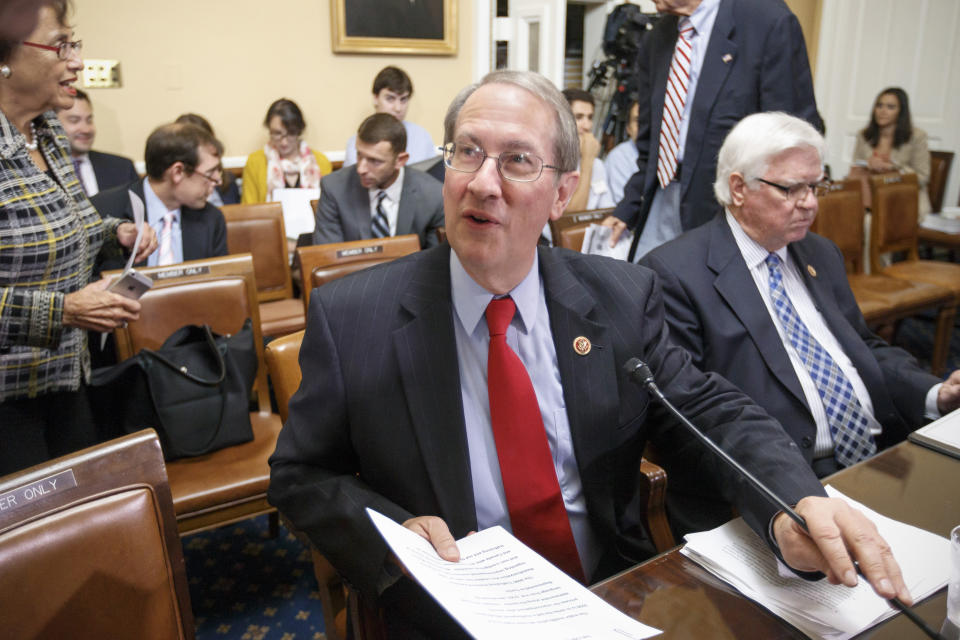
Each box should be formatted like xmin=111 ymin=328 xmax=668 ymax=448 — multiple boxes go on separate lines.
xmin=755 ymin=177 xmax=829 ymax=203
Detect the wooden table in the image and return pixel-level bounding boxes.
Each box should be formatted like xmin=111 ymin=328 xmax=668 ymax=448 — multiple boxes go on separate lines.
xmin=591 ymin=442 xmax=959 ymax=638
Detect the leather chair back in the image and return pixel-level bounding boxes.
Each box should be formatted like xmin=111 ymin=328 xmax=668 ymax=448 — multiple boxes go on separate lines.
xmin=869 ymin=172 xmax=920 ymax=272
xmin=810 ymin=179 xmax=865 ymax=273
xmin=0 ymin=430 xmax=194 ymax=639
xmin=929 ymin=150 xmax=954 ymax=213
xmin=264 ymin=329 xmax=304 ymax=424
xmin=548 ymin=207 xmax=614 ymax=251
xmin=297 ymin=235 xmax=421 ymax=312
xmin=221 ymin=203 xmax=293 ymax=302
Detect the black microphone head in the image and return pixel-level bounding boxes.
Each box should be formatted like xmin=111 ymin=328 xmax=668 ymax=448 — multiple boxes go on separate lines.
xmin=623 ymin=357 xmax=655 ymax=387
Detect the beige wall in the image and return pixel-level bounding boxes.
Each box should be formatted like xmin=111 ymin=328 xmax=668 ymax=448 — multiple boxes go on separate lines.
xmin=784 ymin=0 xmax=822 ymax=74
xmin=73 ymin=0 xmax=474 ymax=164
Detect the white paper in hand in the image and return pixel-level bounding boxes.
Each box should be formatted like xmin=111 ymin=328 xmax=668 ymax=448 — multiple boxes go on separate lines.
xmin=581 ymin=224 xmax=632 ymax=260
xmin=366 ymin=508 xmax=660 ymax=640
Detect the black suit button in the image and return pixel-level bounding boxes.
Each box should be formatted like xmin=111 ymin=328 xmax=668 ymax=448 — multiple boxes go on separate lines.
xmin=801 ymin=437 xmax=813 ymax=448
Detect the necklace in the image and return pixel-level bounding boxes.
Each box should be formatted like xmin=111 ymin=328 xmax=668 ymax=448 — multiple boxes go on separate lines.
xmin=23 ymin=121 xmax=38 ymax=151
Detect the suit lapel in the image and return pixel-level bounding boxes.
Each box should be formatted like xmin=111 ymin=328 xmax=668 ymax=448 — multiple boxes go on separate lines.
xmin=683 ymin=0 xmax=737 ymax=194
xmin=392 ymin=246 xmax=477 ymax=533
xmin=347 ymin=171 xmax=372 ymax=240
xmin=648 ymin=17 xmax=679 ymax=169
xmin=539 ymin=250 xmax=619 ymax=523
xmin=179 ymin=206 xmax=202 ymax=261
xmin=395 ymin=171 xmax=417 ymax=237
xmin=707 ymin=217 xmax=809 ymax=409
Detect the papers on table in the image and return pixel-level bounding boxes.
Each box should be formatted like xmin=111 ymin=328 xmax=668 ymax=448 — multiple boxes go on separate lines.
xmin=367 ymin=508 xmax=661 ymax=640
xmin=581 ymin=224 xmax=632 ymax=260
xmin=920 ymin=212 xmax=960 ymax=234
xmin=270 ymin=187 xmax=320 ymax=239
xmin=680 ymin=486 xmax=951 ymax=639
xmin=909 ymin=407 xmax=960 ymax=459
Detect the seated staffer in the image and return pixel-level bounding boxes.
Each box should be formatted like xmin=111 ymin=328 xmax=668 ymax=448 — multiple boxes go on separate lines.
xmin=270 ymin=71 xmax=911 ymax=638
xmin=561 ymin=88 xmax=613 ymax=211
xmin=241 ymin=98 xmax=333 ymax=204
xmin=343 ymin=66 xmax=437 ymax=166
xmin=58 ymin=89 xmax=138 ymax=197
xmin=93 ymin=122 xmax=228 ymax=272
xmin=314 ymin=113 xmax=443 ymax=249
xmin=640 ymin=112 xmax=960 ymax=535
xmin=605 ymin=100 xmax=640 ymax=204
xmin=174 ymin=113 xmax=240 ymax=206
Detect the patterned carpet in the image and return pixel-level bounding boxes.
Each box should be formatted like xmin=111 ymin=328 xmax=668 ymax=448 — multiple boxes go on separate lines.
xmin=183 ymin=312 xmax=958 ymax=640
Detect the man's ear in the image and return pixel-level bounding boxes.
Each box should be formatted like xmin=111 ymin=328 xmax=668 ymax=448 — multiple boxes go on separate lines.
xmin=167 ymin=161 xmax=186 ymax=185
xmin=550 ymin=170 xmax=581 ymax=221
xmin=395 ymin=151 xmax=410 ymax=169
xmin=729 ymin=173 xmax=748 ymax=207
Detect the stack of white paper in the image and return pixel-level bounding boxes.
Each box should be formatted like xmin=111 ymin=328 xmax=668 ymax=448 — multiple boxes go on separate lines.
xmin=367 ymin=508 xmax=661 ymax=639
xmin=680 ymin=486 xmax=950 ymax=639
xmin=581 ymin=224 xmax=632 ymax=260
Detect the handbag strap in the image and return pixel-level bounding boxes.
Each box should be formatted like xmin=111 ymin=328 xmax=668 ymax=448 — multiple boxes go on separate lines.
xmin=140 ymin=325 xmax=227 ymax=386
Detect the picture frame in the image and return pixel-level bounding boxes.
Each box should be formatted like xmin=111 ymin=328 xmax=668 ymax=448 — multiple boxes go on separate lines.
xmin=331 ymin=0 xmax=457 ymax=55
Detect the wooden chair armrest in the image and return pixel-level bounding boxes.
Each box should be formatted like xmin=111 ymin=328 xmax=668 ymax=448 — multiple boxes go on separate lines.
xmin=637 ymin=457 xmax=676 ymax=553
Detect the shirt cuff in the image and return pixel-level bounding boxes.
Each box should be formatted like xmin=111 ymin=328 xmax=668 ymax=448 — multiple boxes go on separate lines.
xmin=925 ymin=383 xmax=942 ymax=420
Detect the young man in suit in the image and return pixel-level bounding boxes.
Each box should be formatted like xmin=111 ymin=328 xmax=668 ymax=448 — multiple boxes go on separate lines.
xmin=314 ymin=113 xmax=443 ymax=249
xmin=641 ymin=111 xmax=960 ymax=535
xmin=92 ymin=122 xmax=227 ymax=272
xmin=602 ymin=0 xmax=822 ymax=260
xmin=59 ymin=89 xmax=139 ymax=196
xmin=270 ymin=71 xmax=912 ymax=637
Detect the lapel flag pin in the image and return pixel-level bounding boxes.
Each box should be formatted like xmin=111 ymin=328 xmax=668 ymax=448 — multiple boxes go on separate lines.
xmin=807 ymin=264 xmax=817 ymax=277
xmin=573 ymin=336 xmax=591 ymax=356
xmin=722 ymin=53 xmax=733 ymax=63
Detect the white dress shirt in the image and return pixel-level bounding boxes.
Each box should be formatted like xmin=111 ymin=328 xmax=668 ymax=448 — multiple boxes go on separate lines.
xmin=73 ymin=154 xmax=100 ymax=196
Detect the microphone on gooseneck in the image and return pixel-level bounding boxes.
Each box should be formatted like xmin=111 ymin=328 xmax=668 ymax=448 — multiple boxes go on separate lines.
xmin=622 ymin=357 xmax=944 ymax=640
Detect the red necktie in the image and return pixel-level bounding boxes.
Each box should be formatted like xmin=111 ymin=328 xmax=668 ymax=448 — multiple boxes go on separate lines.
xmin=485 ymin=297 xmax=584 ymax=581
xmin=656 ymin=17 xmax=695 ymax=188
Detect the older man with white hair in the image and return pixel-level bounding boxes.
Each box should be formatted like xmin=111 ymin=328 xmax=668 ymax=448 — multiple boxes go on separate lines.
xmin=641 ymin=111 xmax=960 ymax=535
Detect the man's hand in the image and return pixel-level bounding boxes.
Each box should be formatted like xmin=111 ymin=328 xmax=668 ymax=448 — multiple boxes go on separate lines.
xmin=63 ymin=278 xmax=141 ymax=332
xmin=117 ymin=221 xmax=158 ymax=263
xmin=579 ymin=131 xmax=601 ymax=164
xmin=773 ymin=496 xmax=912 ymax=604
xmin=403 ymin=516 xmax=461 ymax=562
xmin=936 ymin=370 xmax=960 ymax=415
xmin=600 ymin=215 xmax=628 ymax=247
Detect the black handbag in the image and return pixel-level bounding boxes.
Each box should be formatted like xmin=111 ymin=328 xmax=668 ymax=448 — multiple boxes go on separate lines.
xmin=90 ymin=319 xmax=257 ymax=460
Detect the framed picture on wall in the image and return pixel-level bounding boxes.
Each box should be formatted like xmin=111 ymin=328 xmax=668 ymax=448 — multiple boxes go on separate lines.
xmin=331 ymin=0 xmax=457 ymax=55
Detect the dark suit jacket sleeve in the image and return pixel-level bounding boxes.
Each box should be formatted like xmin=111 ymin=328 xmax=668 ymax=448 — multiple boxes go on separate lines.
xmin=421 ymin=178 xmax=445 ymax=249
xmin=268 ymin=293 xmax=415 ymax=596
xmin=314 ymin=176 xmax=347 ymax=245
xmin=758 ymin=10 xmax=823 ymax=131
xmin=210 ymin=208 xmax=228 ymax=257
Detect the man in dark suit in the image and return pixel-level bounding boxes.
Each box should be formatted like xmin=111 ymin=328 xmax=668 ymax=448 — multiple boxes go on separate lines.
xmin=59 ymin=89 xmax=139 ymax=196
xmin=269 ymin=71 xmax=911 ymax=638
xmin=92 ymin=122 xmax=227 ymax=272
xmin=641 ymin=112 xmax=960 ymax=535
xmin=603 ymin=0 xmax=822 ymax=261
xmin=314 ymin=113 xmax=443 ymax=249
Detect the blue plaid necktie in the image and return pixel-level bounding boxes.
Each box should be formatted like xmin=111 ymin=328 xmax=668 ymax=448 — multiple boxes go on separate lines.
xmin=371 ymin=190 xmax=390 ymax=238
xmin=764 ymin=253 xmax=876 ymax=467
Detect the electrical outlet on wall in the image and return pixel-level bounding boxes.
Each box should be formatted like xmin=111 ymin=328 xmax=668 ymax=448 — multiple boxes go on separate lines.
xmin=82 ymin=59 xmax=121 ymax=88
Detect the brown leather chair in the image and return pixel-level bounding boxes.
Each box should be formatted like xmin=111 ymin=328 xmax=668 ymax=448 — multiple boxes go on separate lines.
xmin=297 ymin=235 xmax=421 ymax=313
xmin=813 ymin=179 xmax=956 ymax=375
xmin=0 ymin=430 xmax=194 ymax=639
xmin=221 ymin=202 xmax=305 ymax=337
xmin=548 ymin=207 xmax=614 ymax=251
xmin=928 ymin=150 xmax=954 ymax=214
xmin=106 ymin=254 xmax=282 ymax=535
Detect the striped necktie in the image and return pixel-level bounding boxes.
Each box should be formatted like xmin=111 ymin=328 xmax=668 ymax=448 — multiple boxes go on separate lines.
xmin=158 ymin=212 xmax=176 ymax=266
xmin=765 ymin=253 xmax=876 ymax=467
xmin=371 ymin=190 xmax=390 ymax=238
xmin=656 ymin=17 xmax=695 ymax=188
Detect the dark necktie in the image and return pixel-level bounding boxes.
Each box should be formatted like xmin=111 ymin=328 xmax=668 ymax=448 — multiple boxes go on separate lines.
xmin=72 ymin=157 xmax=87 ymax=195
xmin=371 ymin=190 xmax=390 ymax=238
xmin=485 ymin=297 xmax=584 ymax=581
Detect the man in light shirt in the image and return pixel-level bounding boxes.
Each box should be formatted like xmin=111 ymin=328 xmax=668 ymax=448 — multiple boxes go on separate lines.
xmin=641 ymin=111 xmax=960 ymax=534
xmin=59 ymin=89 xmax=138 ymax=197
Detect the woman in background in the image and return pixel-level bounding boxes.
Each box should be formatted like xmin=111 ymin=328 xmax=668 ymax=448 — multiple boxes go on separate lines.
xmin=175 ymin=112 xmax=240 ymax=206
xmin=850 ymin=87 xmax=931 ymax=217
xmin=0 ymin=0 xmax=155 ymax=474
xmin=241 ymin=98 xmax=332 ymax=203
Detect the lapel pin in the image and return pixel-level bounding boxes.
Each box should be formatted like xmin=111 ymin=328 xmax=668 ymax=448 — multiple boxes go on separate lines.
xmin=807 ymin=264 xmax=817 ymax=277
xmin=722 ymin=53 xmax=733 ymax=64
xmin=573 ymin=336 xmax=591 ymax=356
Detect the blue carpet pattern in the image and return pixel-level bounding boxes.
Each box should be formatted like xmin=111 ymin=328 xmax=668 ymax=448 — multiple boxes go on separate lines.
xmin=183 ymin=312 xmax=957 ymax=639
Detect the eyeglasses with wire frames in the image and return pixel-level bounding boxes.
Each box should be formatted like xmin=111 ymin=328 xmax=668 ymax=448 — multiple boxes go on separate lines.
xmin=442 ymin=142 xmax=561 ymax=183
xmin=755 ymin=177 xmax=829 ymax=202
xmin=189 ymin=165 xmax=223 ymax=185
xmin=268 ymin=129 xmax=300 ymax=142
xmin=22 ymin=40 xmax=82 ymax=61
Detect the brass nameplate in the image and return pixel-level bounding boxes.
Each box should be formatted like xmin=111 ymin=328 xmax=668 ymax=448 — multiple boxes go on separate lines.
xmin=153 ymin=265 xmax=211 ymax=280
xmin=337 ymin=245 xmax=384 ymax=258
xmin=0 ymin=469 xmax=77 ymax=513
